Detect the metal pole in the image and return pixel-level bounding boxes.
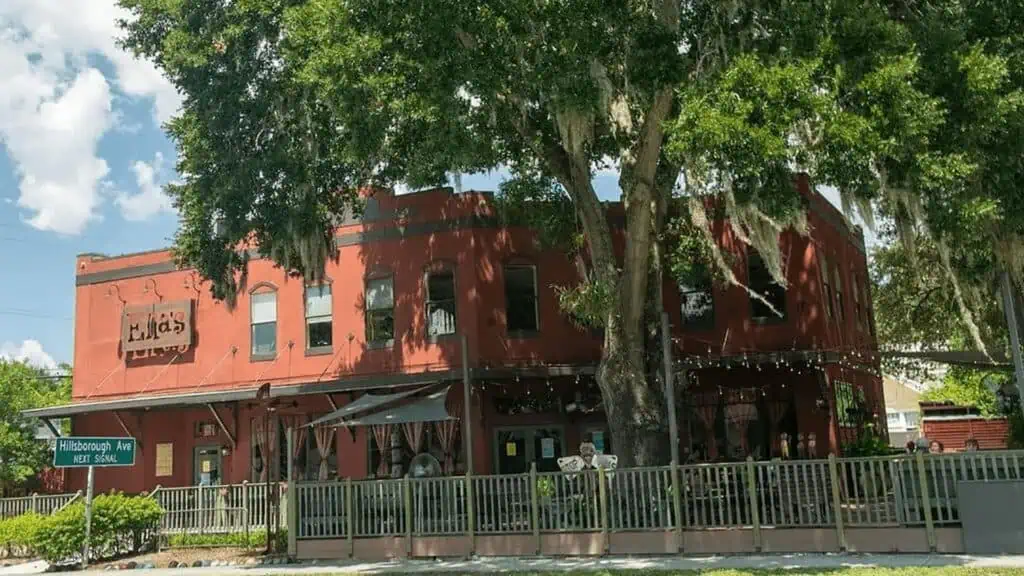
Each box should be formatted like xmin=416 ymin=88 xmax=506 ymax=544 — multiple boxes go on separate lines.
xmin=264 ymin=409 xmax=272 ymax=553
xmin=82 ymin=466 xmax=95 ymax=570
xmin=1001 ymin=271 xmax=1024 ymax=415
xmin=662 ymin=312 xmax=680 ymax=464
xmin=460 ymin=335 xmax=475 ymax=553
xmin=461 ymin=335 xmax=474 ymax=474
xmin=286 ymin=427 xmax=296 ymax=558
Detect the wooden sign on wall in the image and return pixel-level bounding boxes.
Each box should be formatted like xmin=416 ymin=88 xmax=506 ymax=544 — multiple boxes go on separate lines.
xmin=121 ymin=300 xmax=192 ymax=353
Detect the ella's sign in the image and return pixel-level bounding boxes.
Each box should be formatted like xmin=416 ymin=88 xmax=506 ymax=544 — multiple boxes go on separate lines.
xmin=121 ymin=300 xmax=192 ymax=353
xmin=53 ymin=437 xmax=136 ymax=468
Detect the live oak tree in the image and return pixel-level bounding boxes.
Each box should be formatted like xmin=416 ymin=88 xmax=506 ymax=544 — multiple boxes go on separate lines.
xmin=120 ymin=0 xmax=1024 ymax=465
xmin=0 ymin=361 xmax=70 ymax=495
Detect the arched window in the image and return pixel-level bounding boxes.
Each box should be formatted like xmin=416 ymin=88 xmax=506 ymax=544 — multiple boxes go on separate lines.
xmin=249 ymin=284 xmax=278 ymax=359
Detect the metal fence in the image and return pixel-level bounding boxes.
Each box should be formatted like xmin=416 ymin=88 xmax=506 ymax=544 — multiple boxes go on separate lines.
xmin=152 ymin=482 xmax=287 ymax=534
xmin=292 ymin=450 xmax=1024 ymax=541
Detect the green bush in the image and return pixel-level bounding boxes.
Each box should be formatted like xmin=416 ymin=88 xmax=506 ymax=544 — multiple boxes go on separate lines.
xmin=32 ymin=493 xmax=164 ymax=564
xmin=166 ymin=528 xmax=286 ymax=550
xmin=0 ymin=513 xmax=47 ymax=557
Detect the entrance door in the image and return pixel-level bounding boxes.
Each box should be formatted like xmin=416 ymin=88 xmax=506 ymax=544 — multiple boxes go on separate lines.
xmin=194 ymin=446 xmax=222 ymax=485
xmin=495 ymin=428 xmax=565 ymax=474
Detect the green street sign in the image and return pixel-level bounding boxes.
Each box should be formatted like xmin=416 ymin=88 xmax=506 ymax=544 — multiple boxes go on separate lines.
xmin=53 ymin=437 xmax=136 ymax=468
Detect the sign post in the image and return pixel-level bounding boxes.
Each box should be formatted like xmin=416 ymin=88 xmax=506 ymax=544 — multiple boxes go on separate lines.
xmin=53 ymin=437 xmax=137 ymax=568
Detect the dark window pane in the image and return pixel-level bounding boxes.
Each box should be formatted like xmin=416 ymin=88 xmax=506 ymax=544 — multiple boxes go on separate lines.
xmin=427 ymin=272 xmax=455 ymax=301
xmin=252 ymin=322 xmax=276 ymax=356
xmin=308 ymin=318 xmax=332 ymax=348
xmin=427 ymin=272 xmax=456 ymax=335
xmin=748 ymin=252 xmax=786 ymax=320
xmin=505 ymin=266 xmax=538 ymax=332
xmin=366 ymin=309 xmax=394 ymax=342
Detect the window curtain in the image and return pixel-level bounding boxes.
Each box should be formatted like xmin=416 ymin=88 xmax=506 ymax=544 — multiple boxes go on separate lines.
xmin=313 ymin=424 xmax=335 ymax=481
xmin=252 ymin=417 xmax=278 ymax=482
xmin=696 ymin=393 xmax=719 ymax=461
xmin=769 ymin=401 xmax=789 ymax=457
xmin=371 ymin=424 xmax=392 ymax=477
xmin=434 ymin=397 xmax=461 ymax=474
xmin=279 ymin=414 xmax=307 ymax=481
xmin=402 ymin=422 xmax=425 ymax=456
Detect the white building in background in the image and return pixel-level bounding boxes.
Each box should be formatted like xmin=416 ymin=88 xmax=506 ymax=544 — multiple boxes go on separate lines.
xmin=884 ymin=376 xmax=927 ymax=448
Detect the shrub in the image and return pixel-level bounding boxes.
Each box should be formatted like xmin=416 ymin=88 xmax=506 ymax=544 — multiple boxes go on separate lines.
xmin=32 ymin=493 xmax=164 ymax=564
xmin=166 ymin=528 xmax=286 ymax=551
xmin=0 ymin=513 xmax=46 ymax=557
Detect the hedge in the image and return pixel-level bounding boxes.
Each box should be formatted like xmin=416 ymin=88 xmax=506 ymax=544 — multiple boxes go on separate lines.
xmin=31 ymin=493 xmax=164 ymax=564
xmin=165 ymin=528 xmax=287 ymax=550
xmin=0 ymin=513 xmax=47 ymax=558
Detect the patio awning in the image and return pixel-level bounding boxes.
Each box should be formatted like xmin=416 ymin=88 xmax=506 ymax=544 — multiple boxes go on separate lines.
xmin=307 ymin=385 xmax=452 ymax=428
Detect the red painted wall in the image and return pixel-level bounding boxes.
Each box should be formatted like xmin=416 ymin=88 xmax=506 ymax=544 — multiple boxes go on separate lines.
xmin=66 ymin=175 xmax=881 ymax=490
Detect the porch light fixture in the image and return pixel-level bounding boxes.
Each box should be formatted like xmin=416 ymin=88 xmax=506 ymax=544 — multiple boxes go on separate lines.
xmin=221 ymin=446 xmax=232 ymax=457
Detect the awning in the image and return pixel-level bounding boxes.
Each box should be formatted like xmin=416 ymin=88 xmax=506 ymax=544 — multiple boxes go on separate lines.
xmin=21 ymin=371 xmax=458 ymax=419
xmin=308 ymin=385 xmax=452 ymax=428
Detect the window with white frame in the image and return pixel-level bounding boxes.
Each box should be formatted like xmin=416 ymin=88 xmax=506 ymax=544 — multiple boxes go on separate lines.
xmin=250 ymin=291 xmax=277 ymax=357
xmin=305 ymin=284 xmax=332 ymax=350
xmin=504 ymin=264 xmax=538 ymax=332
xmin=426 ymin=270 xmax=456 ymax=336
xmin=365 ymin=277 xmax=395 ymax=343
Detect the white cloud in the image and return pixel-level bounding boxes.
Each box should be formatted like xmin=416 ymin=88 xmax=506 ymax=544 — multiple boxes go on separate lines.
xmin=0 ymin=339 xmax=57 ymax=370
xmin=117 ymin=151 xmax=174 ymax=221
xmin=0 ymin=0 xmax=183 ymax=235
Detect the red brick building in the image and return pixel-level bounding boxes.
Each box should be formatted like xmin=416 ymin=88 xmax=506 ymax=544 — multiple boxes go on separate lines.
xmin=26 ymin=175 xmax=881 ymax=493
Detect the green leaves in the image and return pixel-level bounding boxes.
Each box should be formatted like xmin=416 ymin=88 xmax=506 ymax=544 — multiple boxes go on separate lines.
xmin=31 ymin=493 xmax=164 ymax=563
xmin=0 ymin=361 xmax=70 ymax=493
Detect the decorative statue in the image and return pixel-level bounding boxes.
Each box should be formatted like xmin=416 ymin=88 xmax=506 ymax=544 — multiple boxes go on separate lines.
xmin=807 ymin=433 xmax=817 ymax=458
xmin=779 ymin=433 xmax=790 ymax=460
xmin=796 ymin=433 xmax=806 ymax=459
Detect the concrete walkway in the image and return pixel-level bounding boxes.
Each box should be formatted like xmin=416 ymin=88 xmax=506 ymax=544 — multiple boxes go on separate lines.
xmin=4 ymin=555 xmax=1024 ymax=575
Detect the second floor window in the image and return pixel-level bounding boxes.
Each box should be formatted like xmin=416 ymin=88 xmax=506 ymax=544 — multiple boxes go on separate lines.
xmin=306 ymin=284 xmax=332 ymax=350
xmin=426 ymin=271 xmax=456 ymax=336
xmin=748 ymin=251 xmax=786 ymax=321
xmin=365 ymin=277 xmax=395 ymax=343
xmin=251 ymin=291 xmax=277 ymax=357
xmin=679 ymin=271 xmax=714 ymax=329
xmin=834 ymin=266 xmax=845 ymax=322
xmin=819 ymin=251 xmax=833 ymax=319
xmin=504 ymin=264 xmax=538 ymax=333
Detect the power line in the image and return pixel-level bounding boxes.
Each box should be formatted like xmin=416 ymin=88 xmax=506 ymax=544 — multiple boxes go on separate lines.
xmin=0 ymin=307 xmax=73 ymax=321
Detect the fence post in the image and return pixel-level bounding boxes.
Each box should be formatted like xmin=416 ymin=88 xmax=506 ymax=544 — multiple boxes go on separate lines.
xmin=745 ymin=458 xmax=761 ymax=552
xmin=598 ymin=467 xmax=609 ymax=555
xmin=31 ymin=493 xmax=38 ymax=514
xmin=916 ymin=452 xmax=936 ymax=551
xmin=465 ymin=474 xmax=475 ymax=555
xmin=671 ymin=463 xmax=683 ymax=553
xmin=828 ymin=454 xmax=846 ymax=552
xmin=404 ymin=475 xmax=413 ymax=556
xmin=345 ymin=477 xmax=354 ymax=558
xmin=530 ymin=463 xmax=540 ymax=555
xmin=242 ymin=482 xmax=250 ymax=547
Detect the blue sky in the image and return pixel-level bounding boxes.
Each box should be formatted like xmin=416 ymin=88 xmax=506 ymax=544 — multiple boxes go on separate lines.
xmin=0 ymin=0 xmax=625 ymax=371
xmin=0 ymin=1 xmax=861 ymax=371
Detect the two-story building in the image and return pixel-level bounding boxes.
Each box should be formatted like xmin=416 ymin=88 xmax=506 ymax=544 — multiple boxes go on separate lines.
xmin=25 ymin=175 xmax=882 ymax=493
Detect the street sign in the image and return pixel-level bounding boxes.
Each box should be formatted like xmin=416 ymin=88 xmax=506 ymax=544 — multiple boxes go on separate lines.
xmin=53 ymin=437 xmax=136 ymax=468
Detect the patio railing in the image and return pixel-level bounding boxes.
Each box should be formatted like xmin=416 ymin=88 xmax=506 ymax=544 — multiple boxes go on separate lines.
xmin=293 ymin=450 xmax=1024 ymax=542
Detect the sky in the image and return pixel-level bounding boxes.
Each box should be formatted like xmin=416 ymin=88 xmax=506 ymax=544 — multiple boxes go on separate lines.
xmin=0 ymin=2 xmax=868 ymax=372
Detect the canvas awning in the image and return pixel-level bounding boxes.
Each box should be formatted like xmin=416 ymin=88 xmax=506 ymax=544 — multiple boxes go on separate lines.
xmin=307 ymin=385 xmax=452 ymax=428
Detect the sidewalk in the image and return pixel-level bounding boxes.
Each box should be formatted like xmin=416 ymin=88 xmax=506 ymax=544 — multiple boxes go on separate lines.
xmin=5 ymin=554 xmax=1024 ymax=575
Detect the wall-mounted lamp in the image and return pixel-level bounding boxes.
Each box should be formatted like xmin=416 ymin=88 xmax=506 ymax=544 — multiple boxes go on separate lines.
xmin=221 ymin=446 xmax=232 ymax=457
